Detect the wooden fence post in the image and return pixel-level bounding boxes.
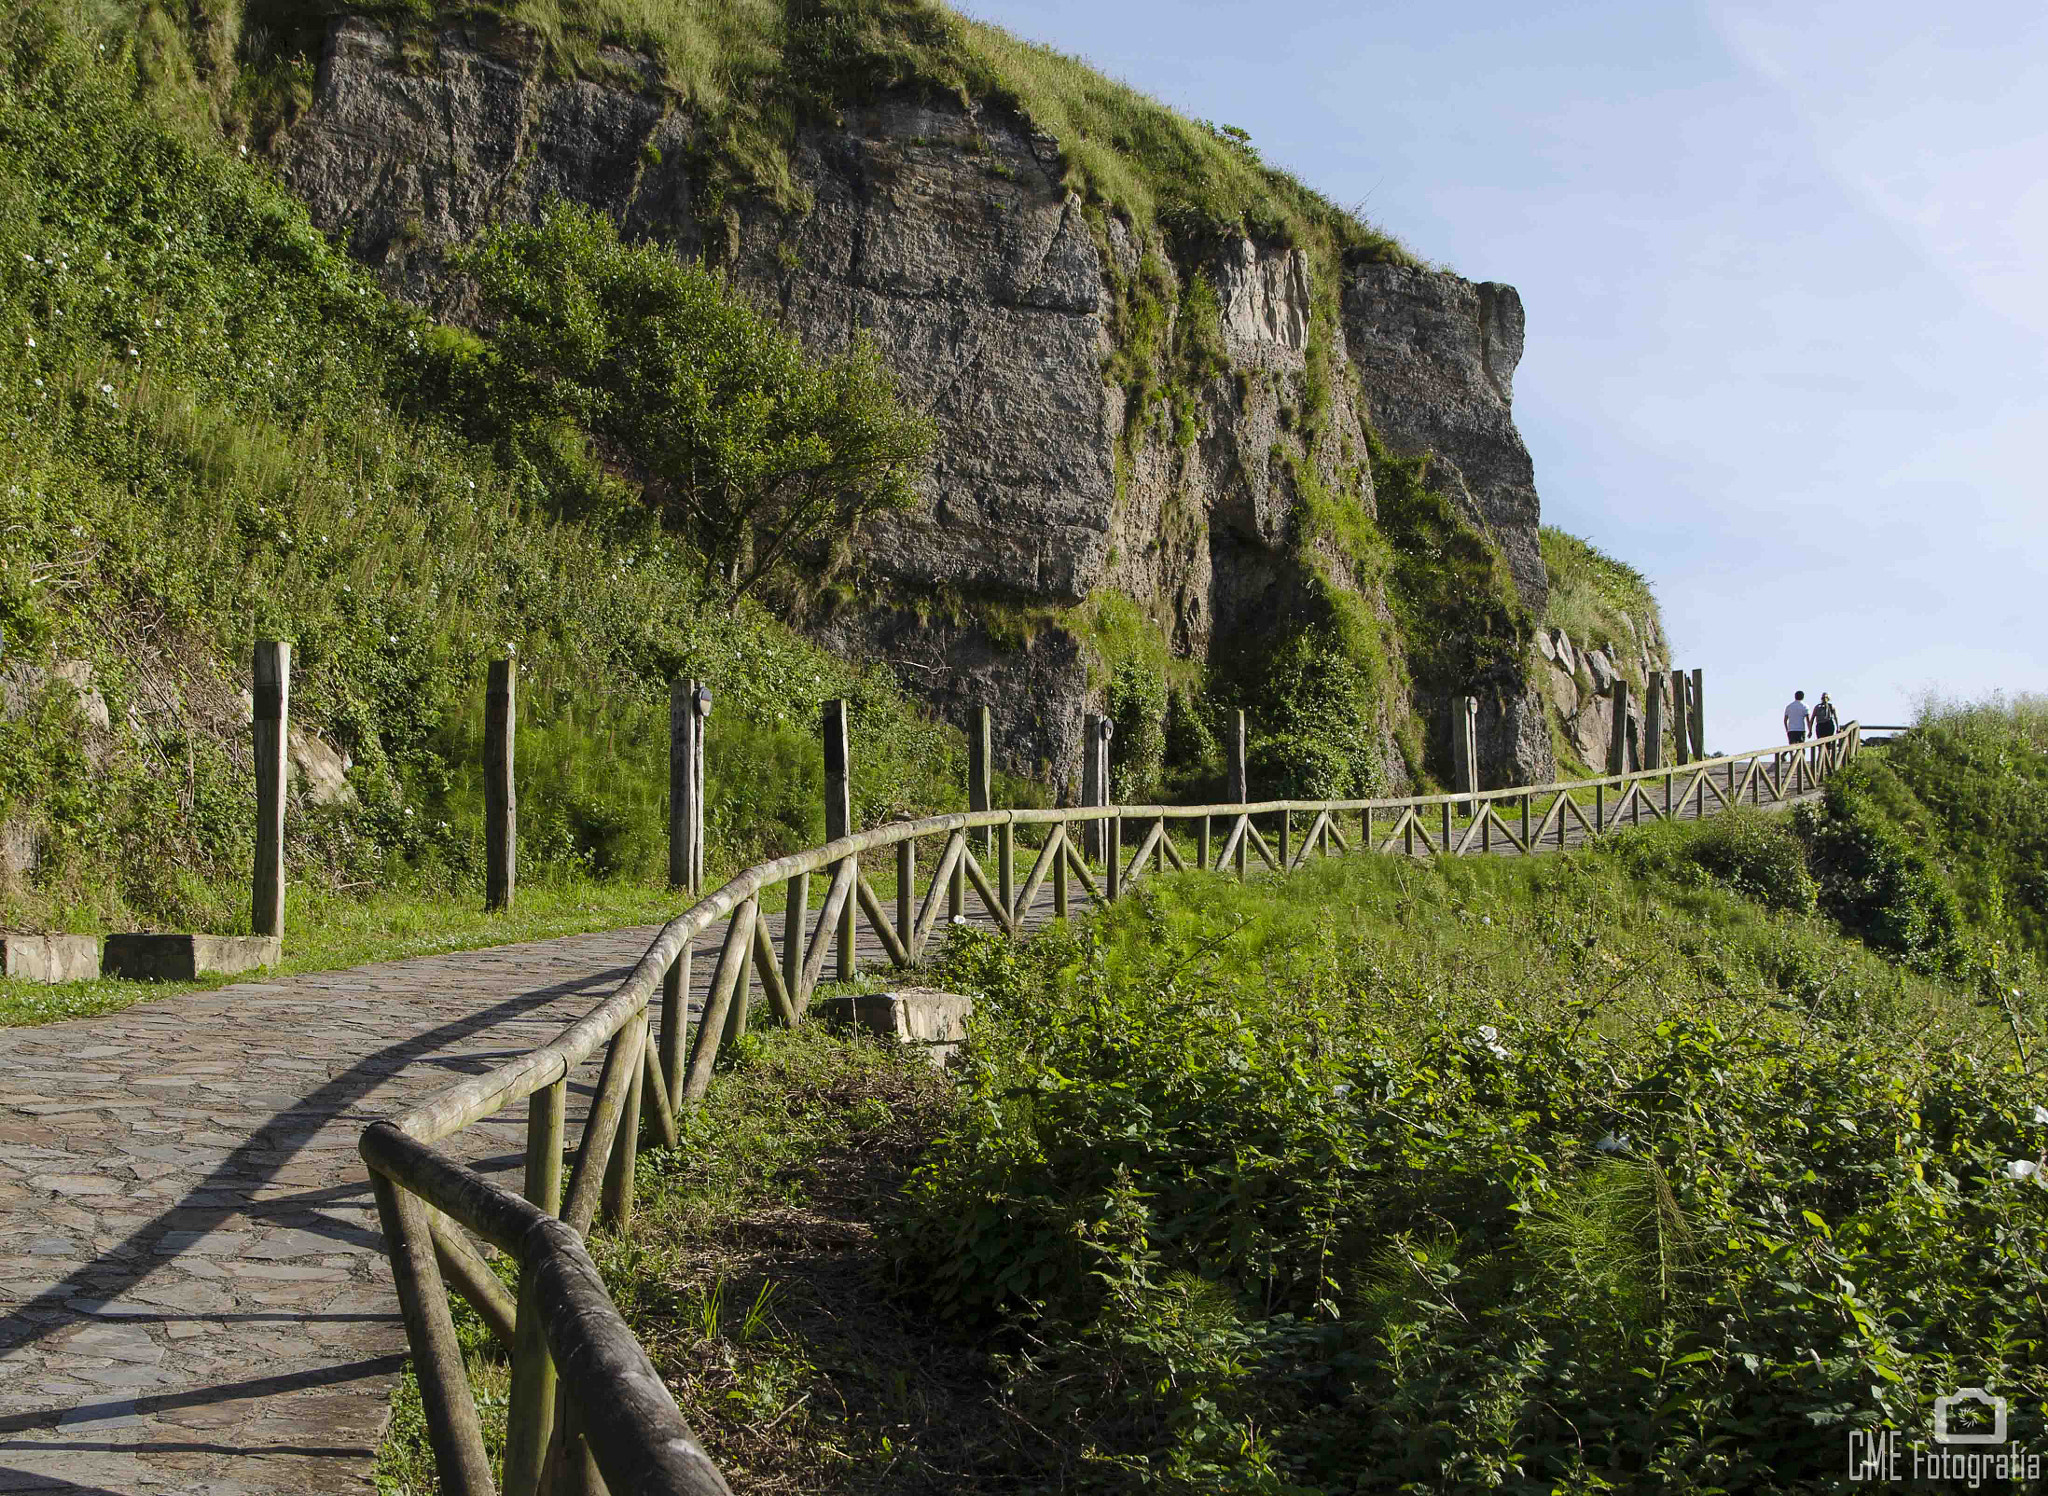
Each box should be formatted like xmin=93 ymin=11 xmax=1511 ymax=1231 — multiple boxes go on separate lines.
xmin=823 ymin=699 xmax=854 ymax=983
xmin=486 ymin=658 xmax=516 ymax=912
xmin=669 ymin=680 xmax=710 ymax=895
xmin=1689 ymin=669 xmax=1705 ymax=760
xmin=969 ymin=703 xmax=993 ymax=857
xmin=1606 ymin=679 xmax=1631 ymax=777
xmin=1645 ymin=671 xmax=1665 ymax=772
xmin=1670 ymin=667 xmax=1690 ymax=766
xmin=1229 ymin=710 xmax=1248 ymax=878
xmin=1084 ymin=713 xmax=1113 ymax=862
xmin=251 ymin=640 xmax=290 ymax=940
xmin=1453 ymin=694 xmax=1479 ymax=806
xmin=663 ymin=679 xmax=709 ymax=1107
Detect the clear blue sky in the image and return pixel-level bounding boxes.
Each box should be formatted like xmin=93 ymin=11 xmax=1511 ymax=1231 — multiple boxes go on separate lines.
xmin=957 ymin=0 xmax=2048 ymax=752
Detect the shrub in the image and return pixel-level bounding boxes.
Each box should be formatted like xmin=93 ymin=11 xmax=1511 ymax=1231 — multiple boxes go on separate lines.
xmin=897 ymin=862 xmax=2048 ymax=1491
xmin=1800 ymin=768 xmax=1968 ymax=975
xmin=461 ymin=204 xmax=938 ymax=601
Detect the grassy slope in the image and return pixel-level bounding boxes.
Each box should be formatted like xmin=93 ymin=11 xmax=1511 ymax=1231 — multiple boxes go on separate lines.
xmin=378 ymin=719 xmax=2048 ymax=1489
xmin=1540 ymin=525 xmax=1661 ymax=661
xmin=0 ymin=10 xmax=961 ymax=948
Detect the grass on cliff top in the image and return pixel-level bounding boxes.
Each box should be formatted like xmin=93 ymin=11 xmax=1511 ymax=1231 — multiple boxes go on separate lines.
xmin=1540 ymin=524 xmax=1661 ymax=657
xmin=100 ymin=0 xmax=1410 ymax=257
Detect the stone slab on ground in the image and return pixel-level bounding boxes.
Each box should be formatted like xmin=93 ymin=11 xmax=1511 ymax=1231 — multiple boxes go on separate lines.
xmin=100 ymin=936 xmax=283 ymax=983
xmin=0 ymin=935 xmax=101 ymax=984
xmin=815 ymin=987 xmax=974 ymax=1067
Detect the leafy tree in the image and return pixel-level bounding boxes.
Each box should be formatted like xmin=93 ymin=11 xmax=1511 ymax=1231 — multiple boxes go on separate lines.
xmin=464 ymin=204 xmax=937 ymax=601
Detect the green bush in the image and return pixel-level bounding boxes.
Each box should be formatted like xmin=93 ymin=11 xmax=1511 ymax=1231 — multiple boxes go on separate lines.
xmin=461 ymin=203 xmax=937 ymax=600
xmin=1799 ymin=768 xmax=1968 ymax=975
xmin=1615 ymin=809 xmax=1817 ymax=914
xmin=900 ymin=860 xmax=2048 ymax=1492
xmin=1243 ymin=624 xmax=1385 ymax=799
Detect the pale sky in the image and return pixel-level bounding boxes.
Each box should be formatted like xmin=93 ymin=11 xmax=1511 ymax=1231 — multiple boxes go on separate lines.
xmin=957 ymin=0 xmax=2047 ymax=751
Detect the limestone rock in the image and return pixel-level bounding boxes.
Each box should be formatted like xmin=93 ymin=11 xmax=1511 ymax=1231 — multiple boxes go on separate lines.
xmin=1586 ymin=650 xmax=1618 ymax=696
xmin=1342 ymin=262 xmax=1546 ymax=614
xmin=1551 ymin=628 xmax=1577 ymax=676
xmin=1535 ymin=628 xmax=1556 ymax=663
xmin=288 ymin=728 xmax=355 ymax=807
xmin=275 ymin=18 xmax=1558 ymax=789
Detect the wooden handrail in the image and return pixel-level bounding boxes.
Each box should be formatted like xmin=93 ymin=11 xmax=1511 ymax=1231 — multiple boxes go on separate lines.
xmin=362 ymin=720 xmax=1862 ymax=1492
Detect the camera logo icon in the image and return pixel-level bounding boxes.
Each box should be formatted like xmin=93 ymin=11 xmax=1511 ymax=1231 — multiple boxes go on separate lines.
xmin=1934 ymin=1387 xmax=2007 ymax=1446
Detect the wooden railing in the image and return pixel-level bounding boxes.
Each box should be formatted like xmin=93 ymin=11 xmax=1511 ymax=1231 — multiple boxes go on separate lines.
xmin=361 ymin=722 xmax=1861 ymax=1495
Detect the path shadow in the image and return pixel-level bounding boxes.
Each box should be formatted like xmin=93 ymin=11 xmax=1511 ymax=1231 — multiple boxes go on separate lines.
xmin=0 ymin=940 xmax=679 ymax=1445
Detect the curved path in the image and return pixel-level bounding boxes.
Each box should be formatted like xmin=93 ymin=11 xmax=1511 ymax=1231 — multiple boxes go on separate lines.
xmin=0 ymin=927 xmax=676 ymax=1495
xmin=0 ymin=776 xmax=1810 ymax=1493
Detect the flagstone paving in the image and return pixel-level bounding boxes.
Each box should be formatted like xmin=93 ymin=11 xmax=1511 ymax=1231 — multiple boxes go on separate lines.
xmin=0 ymin=925 xmax=685 ymax=1495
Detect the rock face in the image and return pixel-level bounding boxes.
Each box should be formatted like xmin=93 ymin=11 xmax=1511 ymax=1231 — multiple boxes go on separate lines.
xmin=1344 ymin=262 xmax=1546 ymax=615
xmin=1532 ymin=613 xmax=1675 ymax=771
xmin=277 ymin=18 xmax=1558 ymax=788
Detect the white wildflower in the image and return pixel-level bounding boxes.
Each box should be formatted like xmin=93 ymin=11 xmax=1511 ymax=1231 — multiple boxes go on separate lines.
xmin=2034 ymin=1106 xmax=2048 ymax=1126
xmin=24 ymin=336 xmax=32 ymax=348
xmin=2006 ymin=1159 xmax=2038 ymax=1182
xmin=951 ymin=914 xmax=967 ymax=926
xmin=1596 ymin=1132 xmax=1629 ymax=1154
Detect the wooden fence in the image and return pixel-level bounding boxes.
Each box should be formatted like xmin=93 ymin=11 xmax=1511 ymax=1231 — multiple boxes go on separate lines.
xmin=360 ymin=720 xmax=1862 ymax=1495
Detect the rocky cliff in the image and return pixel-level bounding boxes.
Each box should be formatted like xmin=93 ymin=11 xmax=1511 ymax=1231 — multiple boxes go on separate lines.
xmin=273 ymin=16 xmax=1585 ymax=792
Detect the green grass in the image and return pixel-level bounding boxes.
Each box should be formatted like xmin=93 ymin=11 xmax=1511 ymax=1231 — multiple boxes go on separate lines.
xmin=0 ymin=873 xmax=691 ymax=1026
xmin=0 ymin=9 xmax=962 ymax=936
xmin=375 ymin=773 xmax=2048 ymax=1492
xmin=1540 ymin=523 xmax=1660 ymax=657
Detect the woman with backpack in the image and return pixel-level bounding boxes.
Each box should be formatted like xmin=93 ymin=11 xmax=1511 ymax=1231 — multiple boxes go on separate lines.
xmin=1810 ymin=693 xmax=1839 ymax=764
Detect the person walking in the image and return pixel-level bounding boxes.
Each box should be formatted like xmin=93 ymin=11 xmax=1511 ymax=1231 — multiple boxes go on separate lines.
xmin=1782 ymin=690 xmax=1809 ymax=777
xmin=1809 ymin=693 xmax=1839 ymax=767
xmin=1783 ymin=690 xmax=1810 ymax=744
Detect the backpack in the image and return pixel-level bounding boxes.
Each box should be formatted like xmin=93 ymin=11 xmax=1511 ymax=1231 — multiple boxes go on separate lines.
xmin=1814 ymin=705 xmax=1836 ymax=736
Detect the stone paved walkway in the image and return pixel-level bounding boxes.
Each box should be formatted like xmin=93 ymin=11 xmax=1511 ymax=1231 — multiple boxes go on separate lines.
xmin=0 ymin=925 xmax=684 ymax=1495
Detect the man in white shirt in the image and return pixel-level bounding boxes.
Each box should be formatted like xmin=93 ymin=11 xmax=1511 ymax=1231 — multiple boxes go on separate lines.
xmin=1783 ymin=691 xmax=1809 ymax=744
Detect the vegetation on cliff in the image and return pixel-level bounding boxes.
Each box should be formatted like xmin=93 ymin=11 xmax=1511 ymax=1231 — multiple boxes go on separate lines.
xmin=94 ymin=0 xmax=1539 ymax=807
xmin=0 ymin=10 xmax=956 ymax=935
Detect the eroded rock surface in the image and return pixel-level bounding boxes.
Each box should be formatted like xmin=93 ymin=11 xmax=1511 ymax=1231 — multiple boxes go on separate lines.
xmin=279 ymin=18 xmax=1558 ymax=786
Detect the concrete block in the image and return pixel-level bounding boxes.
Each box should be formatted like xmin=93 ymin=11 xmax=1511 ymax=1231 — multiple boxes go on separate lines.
xmin=101 ymin=935 xmax=282 ymax=982
xmin=0 ymin=934 xmax=102 ymax=983
xmin=814 ymin=987 xmax=973 ymax=1067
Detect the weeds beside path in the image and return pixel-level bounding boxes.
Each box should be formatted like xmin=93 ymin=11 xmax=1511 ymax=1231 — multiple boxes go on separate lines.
xmin=0 ymin=878 xmax=687 ymax=1028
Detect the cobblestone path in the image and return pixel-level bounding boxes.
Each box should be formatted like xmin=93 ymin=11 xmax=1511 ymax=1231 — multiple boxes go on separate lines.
xmin=0 ymin=925 xmax=688 ymax=1495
